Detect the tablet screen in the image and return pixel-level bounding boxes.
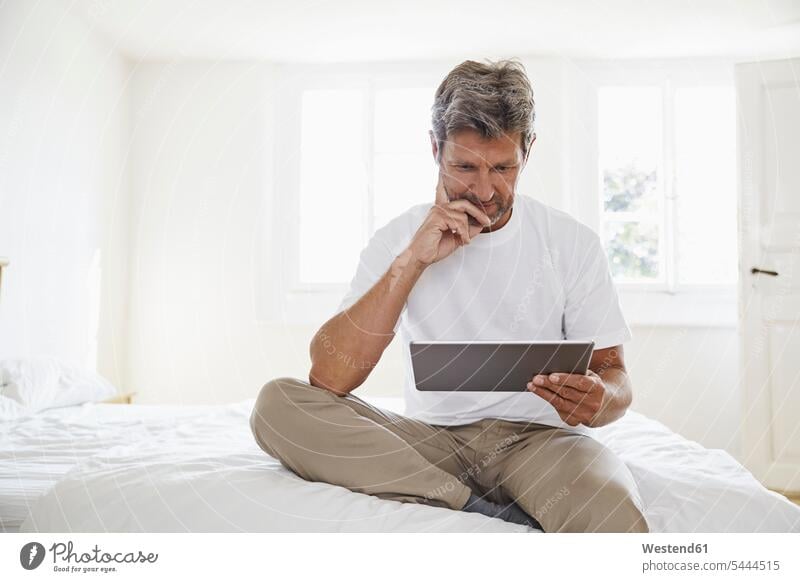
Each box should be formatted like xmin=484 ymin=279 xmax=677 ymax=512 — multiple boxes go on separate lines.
xmin=410 ymin=341 xmax=595 ymax=392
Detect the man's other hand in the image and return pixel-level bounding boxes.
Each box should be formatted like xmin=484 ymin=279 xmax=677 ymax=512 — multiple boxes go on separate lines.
xmin=527 ymin=370 xmax=606 ymax=427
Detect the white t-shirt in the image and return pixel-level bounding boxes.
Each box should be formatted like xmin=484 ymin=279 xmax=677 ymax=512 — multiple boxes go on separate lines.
xmin=336 ymin=194 xmax=632 ymax=435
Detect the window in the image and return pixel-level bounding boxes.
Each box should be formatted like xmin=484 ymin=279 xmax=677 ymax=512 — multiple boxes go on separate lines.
xmin=298 ymin=89 xmax=367 ymax=285
xmin=296 ymin=82 xmax=436 ymax=286
xmin=598 ymin=83 xmax=737 ymax=289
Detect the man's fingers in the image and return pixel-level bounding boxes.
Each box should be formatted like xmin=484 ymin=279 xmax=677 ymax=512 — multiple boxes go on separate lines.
xmin=431 ymin=205 xmax=461 ymax=239
xmin=529 ymin=384 xmax=584 ymax=425
xmin=529 ymin=383 xmax=574 ymax=412
xmin=527 ymin=379 xmax=584 ymax=404
xmin=539 ymin=372 xmax=593 ymax=392
xmin=562 ymin=415 xmax=581 ymax=427
xmin=431 ymin=176 xmax=488 ymax=244
xmin=433 ymin=206 xmax=470 ymax=244
xmin=443 ymin=215 xmax=469 ymax=245
xmin=443 ymin=209 xmax=472 ymax=243
xmin=446 ymin=199 xmax=491 ymax=226
xmin=432 ymin=173 xmax=490 ymax=226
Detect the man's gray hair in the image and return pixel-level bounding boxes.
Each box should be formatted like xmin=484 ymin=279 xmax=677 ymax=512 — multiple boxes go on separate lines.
xmin=431 ymin=59 xmax=536 ymax=161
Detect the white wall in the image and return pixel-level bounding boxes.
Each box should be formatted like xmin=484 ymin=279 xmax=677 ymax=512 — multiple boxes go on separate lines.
xmin=126 ymin=62 xmax=280 ymax=405
xmin=0 ymin=0 xmax=131 ymax=386
xmin=626 ymin=325 xmax=740 ymax=455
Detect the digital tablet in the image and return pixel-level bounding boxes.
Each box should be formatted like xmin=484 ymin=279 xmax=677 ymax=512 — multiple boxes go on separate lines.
xmin=410 ymin=340 xmax=595 ymax=392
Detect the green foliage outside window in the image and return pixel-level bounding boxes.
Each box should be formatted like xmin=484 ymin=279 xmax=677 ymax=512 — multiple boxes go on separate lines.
xmin=603 ymin=164 xmax=659 ymax=280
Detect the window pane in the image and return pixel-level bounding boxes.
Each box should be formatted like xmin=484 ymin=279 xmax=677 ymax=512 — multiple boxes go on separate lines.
xmin=604 ymin=221 xmax=660 ymax=281
xmin=373 ymin=87 xmax=438 ymax=232
xmin=298 ymin=89 xmax=366 ymax=284
xmin=599 ymin=87 xmax=662 ymax=215
xmin=373 ymin=153 xmax=437 ymax=231
xmin=599 ymin=87 xmax=663 ymax=283
xmin=603 ymin=165 xmax=659 ymax=214
xmin=374 ymin=87 xmax=434 ymax=153
xmin=675 ymin=87 xmax=737 ymax=285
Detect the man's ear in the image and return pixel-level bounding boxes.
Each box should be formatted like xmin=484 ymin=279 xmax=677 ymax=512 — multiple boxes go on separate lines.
xmin=429 ymin=130 xmax=439 ymax=165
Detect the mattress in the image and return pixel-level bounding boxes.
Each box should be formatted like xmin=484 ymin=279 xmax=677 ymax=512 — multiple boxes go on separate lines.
xmin=3 ymin=397 xmax=800 ymax=533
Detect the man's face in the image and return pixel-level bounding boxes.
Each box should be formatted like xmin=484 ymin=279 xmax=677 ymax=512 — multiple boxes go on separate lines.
xmin=431 ymin=128 xmax=531 ymax=230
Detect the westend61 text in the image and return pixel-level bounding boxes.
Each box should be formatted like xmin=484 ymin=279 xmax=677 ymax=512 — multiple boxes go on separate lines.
xmin=642 ymin=543 xmax=708 ymax=554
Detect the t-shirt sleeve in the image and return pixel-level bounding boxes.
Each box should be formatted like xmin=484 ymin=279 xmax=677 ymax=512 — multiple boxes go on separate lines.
xmin=561 ymin=227 xmax=632 ymax=349
xmin=335 ymin=229 xmax=407 ymax=333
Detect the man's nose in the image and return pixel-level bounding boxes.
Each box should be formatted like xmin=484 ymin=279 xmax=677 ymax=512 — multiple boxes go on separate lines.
xmin=472 ymin=171 xmax=495 ymax=201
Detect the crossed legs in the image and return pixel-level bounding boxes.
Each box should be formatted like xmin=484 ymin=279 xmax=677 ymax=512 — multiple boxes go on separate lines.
xmin=250 ymin=377 xmax=649 ymax=532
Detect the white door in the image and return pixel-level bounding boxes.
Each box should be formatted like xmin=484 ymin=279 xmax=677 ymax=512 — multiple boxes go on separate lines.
xmin=737 ymin=58 xmax=800 ymax=493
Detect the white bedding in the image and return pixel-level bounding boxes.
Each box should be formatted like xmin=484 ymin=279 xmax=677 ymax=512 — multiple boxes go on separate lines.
xmin=5 ymin=397 xmax=800 ymax=533
xmin=0 ymin=401 xmax=217 ymax=532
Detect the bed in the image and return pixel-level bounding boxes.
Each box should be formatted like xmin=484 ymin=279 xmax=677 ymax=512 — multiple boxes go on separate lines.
xmin=3 ymin=394 xmax=800 ymax=533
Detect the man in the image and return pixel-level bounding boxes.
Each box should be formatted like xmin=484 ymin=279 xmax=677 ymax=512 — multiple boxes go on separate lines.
xmin=250 ymin=59 xmax=649 ymax=533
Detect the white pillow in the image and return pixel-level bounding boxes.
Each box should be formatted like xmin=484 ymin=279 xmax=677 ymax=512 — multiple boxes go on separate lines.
xmin=0 ymin=357 xmax=118 ymax=415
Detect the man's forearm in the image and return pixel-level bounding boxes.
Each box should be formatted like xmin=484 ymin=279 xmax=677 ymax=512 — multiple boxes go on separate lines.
xmin=590 ymin=366 xmax=633 ymax=427
xmin=309 ymin=249 xmax=425 ymax=395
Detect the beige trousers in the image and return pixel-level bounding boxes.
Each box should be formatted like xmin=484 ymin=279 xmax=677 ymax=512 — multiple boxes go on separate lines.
xmin=250 ymin=376 xmax=649 ymax=533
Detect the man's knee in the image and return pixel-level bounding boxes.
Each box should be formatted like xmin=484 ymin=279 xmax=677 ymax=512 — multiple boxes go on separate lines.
xmin=584 ymin=471 xmax=649 ymax=532
xmin=249 ymin=376 xmax=325 ymax=455
xmin=544 ymin=437 xmax=649 ymax=533
xmin=613 ymin=495 xmax=649 ymax=533
xmin=569 ymin=470 xmax=649 ymax=533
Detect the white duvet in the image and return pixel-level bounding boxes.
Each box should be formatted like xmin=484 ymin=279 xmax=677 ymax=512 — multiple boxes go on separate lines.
xmin=13 ymin=398 xmax=800 ymax=533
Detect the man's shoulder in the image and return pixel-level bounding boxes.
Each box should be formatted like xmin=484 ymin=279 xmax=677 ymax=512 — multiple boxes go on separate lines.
xmin=519 ymin=195 xmax=599 ymax=243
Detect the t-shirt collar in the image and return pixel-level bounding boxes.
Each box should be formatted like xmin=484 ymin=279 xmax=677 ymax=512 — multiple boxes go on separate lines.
xmin=468 ymin=198 xmax=522 ymax=248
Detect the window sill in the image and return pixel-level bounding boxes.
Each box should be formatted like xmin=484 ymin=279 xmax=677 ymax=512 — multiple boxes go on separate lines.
xmin=618 ymin=287 xmax=737 ymax=328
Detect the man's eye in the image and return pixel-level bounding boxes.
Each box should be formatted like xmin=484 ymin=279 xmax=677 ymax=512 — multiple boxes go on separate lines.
xmin=494 ymin=166 xmax=509 ymax=172
xmin=456 ymin=164 xmax=473 ymax=170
